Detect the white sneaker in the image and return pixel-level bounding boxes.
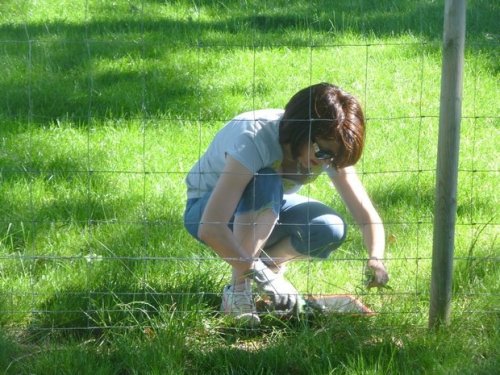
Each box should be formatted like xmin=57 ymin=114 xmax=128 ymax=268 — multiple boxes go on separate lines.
xmin=221 ymin=285 xmax=260 ymax=327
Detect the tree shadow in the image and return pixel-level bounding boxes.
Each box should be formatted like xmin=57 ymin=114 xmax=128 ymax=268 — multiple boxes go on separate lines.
xmin=23 ymin=269 xmax=223 ymax=342
xmin=185 ymin=313 xmax=429 ymax=375
xmin=0 ymin=0 xmax=497 ymax=124
xmin=12 ymin=212 xmax=221 ymax=339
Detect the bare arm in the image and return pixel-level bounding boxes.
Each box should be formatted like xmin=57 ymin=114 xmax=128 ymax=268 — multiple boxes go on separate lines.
xmin=331 ymin=166 xmax=389 ymax=288
xmin=198 ymin=155 xmax=255 ymax=273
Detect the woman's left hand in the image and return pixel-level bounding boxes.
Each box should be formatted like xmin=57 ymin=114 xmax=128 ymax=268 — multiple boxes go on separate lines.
xmin=365 ymin=257 xmax=390 ymax=289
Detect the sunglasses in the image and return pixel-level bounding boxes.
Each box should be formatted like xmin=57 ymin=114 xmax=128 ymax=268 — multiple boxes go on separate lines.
xmin=313 ymin=142 xmax=338 ymax=167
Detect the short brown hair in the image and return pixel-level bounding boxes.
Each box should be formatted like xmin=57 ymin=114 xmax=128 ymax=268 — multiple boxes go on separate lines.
xmin=279 ymin=83 xmax=365 ymax=168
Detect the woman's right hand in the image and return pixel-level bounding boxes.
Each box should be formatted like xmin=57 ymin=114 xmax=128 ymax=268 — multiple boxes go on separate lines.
xmin=250 ymin=260 xmax=305 ymax=313
xmin=365 ymin=257 xmax=390 ymax=289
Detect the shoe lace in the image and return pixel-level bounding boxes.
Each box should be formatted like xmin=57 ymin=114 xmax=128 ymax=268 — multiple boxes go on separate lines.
xmin=232 ymin=290 xmax=255 ymax=312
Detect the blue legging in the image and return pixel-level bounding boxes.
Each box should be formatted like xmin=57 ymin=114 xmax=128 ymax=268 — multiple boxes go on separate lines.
xmin=184 ymin=168 xmax=347 ymax=258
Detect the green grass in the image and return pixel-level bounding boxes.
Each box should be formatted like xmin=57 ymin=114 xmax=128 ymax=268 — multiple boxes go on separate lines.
xmin=0 ymin=0 xmax=499 ymax=374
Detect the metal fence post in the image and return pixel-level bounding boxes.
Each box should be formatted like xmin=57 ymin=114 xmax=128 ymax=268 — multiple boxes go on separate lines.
xmin=429 ymin=0 xmax=467 ymax=328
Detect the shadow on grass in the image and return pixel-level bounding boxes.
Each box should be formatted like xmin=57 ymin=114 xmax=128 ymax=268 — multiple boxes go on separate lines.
xmin=24 ymin=265 xmax=223 ymax=340
xmin=184 ymin=315 xmax=418 ymax=374
xmin=0 ymin=0 xmax=497 ymax=124
xmin=184 ymin=310 xmax=499 ymax=374
xmin=5 ymin=311 xmax=499 ymax=374
xmin=18 ymin=218 xmax=222 ymax=338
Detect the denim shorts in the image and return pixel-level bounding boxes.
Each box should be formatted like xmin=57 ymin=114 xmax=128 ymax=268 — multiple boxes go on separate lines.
xmin=184 ymin=168 xmax=347 ymax=258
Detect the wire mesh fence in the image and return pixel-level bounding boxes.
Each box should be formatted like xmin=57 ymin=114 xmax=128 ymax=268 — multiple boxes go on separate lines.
xmin=0 ymin=0 xmax=498 ymax=337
